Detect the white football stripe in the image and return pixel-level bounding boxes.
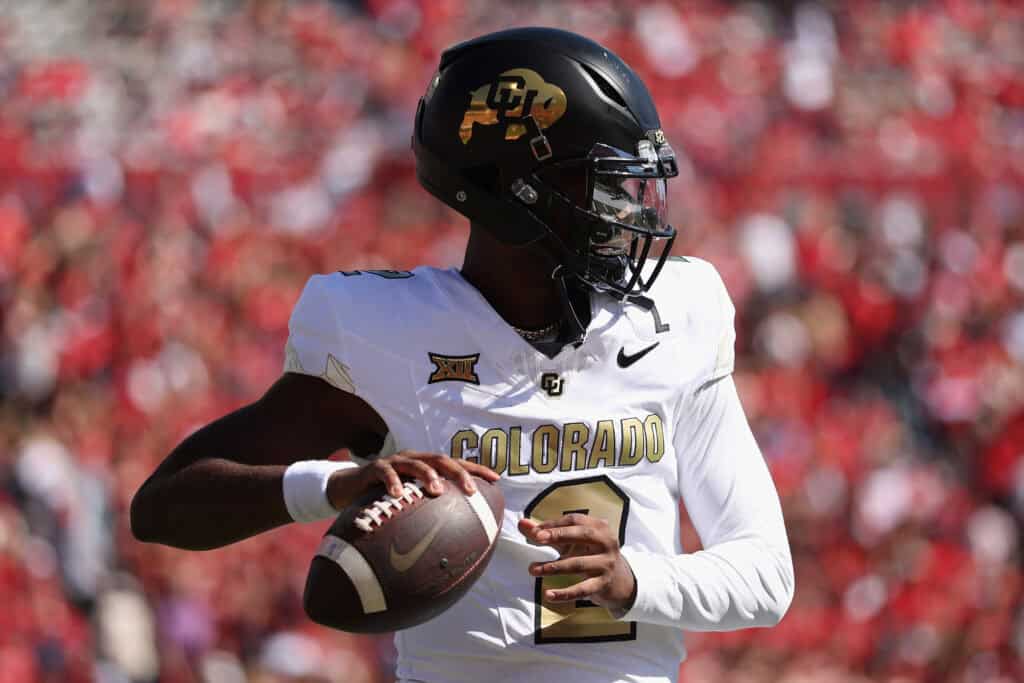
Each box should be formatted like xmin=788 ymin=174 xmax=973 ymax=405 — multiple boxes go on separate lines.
xmin=316 ymin=535 xmax=387 ymax=614
xmin=465 ymin=490 xmax=499 ymax=544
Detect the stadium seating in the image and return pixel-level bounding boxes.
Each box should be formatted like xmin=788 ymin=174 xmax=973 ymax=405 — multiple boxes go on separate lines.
xmin=1 ymin=1 xmax=1022 ymax=681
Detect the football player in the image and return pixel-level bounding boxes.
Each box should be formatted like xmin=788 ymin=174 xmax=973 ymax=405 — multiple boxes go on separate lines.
xmin=131 ymin=27 xmax=793 ymax=683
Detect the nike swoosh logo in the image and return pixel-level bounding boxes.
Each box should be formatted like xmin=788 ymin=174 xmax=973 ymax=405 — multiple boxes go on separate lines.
xmin=388 ymin=498 xmax=455 ymax=573
xmin=617 ymin=342 xmax=660 ymax=368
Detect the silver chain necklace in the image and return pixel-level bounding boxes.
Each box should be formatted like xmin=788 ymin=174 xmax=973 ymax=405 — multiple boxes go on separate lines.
xmin=514 ymin=320 xmax=561 ymax=341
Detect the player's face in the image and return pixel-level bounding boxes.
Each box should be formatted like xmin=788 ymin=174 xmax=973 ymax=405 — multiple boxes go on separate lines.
xmin=538 ymin=165 xmax=586 ymax=244
xmin=539 ymin=166 xmax=641 ymax=259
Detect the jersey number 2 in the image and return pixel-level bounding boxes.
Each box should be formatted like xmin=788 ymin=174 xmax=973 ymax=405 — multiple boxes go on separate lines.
xmin=524 ymin=475 xmax=637 ymax=644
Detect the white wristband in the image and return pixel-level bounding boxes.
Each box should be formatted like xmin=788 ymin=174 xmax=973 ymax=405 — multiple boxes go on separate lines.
xmin=283 ymin=460 xmax=359 ymax=523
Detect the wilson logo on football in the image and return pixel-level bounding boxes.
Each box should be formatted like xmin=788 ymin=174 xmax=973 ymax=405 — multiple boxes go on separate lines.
xmin=459 ymin=68 xmax=567 ymax=144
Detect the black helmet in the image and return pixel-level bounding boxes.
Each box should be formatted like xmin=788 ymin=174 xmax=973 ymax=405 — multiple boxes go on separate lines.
xmin=413 ymin=27 xmax=678 ymax=302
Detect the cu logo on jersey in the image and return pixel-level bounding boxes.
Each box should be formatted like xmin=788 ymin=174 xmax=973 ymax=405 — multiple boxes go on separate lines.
xmin=540 ymin=372 xmax=564 ymax=397
xmin=459 ymin=68 xmax=567 ymax=144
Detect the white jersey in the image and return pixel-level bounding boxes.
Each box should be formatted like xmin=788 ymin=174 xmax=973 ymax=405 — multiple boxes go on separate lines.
xmin=284 ymin=260 xmax=793 ymax=683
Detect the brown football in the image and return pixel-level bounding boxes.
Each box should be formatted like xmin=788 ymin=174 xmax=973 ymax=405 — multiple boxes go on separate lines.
xmin=302 ymin=476 xmax=504 ymax=633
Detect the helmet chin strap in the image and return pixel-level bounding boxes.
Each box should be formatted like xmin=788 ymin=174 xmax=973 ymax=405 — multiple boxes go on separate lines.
xmin=551 ymin=265 xmax=590 ymax=347
xmin=515 ymin=243 xmax=592 ymax=358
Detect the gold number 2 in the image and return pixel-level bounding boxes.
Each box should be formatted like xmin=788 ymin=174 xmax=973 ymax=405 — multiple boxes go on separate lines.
xmin=523 ymin=475 xmax=636 ymax=643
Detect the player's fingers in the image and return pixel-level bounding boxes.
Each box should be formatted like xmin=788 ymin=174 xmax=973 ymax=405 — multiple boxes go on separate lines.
xmin=519 ymin=519 xmax=592 ymax=554
xmin=535 ymin=513 xmax=597 ymax=531
xmin=370 ymin=462 xmax=404 ymax=498
xmin=397 ymin=451 xmax=473 ymax=492
xmin=391 ymin=458 xmax=444 ymax=495
xmin=416 ymin=451 xmax=499 ymax=482
xmin=525 ymin=514 xmax=579 ymax=543
xmin=519 ymin=517 xmax=564 ymax=542
xmin=518 ymin=517 xmax=540 ymax=534
xmin=536 ymin=511 xmax=606 ymax=528
xmin=529 ymin=554 xmax=605 ymax=577
xmin=533 ymin=523 xmax=612 ymax=549
xmin=519 ymin=518 xmax=594 ymax=546
xmin=452 ymin=459 xmax=501 ymax=483
xmin=401 ymin=451 xmax=499 ymax=487
xmin=533 ymin=513 xmax=580 ymax=528
xmin=544 ymin=576 xmax=606 ymax=603
xmin=518 ymin=517 xmax=546 ymax=546
xmin=421 ymin=455 xmax=478 ymax=494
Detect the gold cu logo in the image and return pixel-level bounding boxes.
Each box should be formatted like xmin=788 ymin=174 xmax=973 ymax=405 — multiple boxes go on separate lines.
xmin=459 ymin=68 xmax=567 ymax=145
xmin=428 ymin=353 xmax=481 ymax=384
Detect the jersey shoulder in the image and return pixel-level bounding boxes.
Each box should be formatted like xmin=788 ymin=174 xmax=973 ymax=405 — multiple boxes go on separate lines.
xmin=645 ymin=256 xmax=736 ymax=383
xmin=305 ymin=264 xmax=449 ymax=320
xmin=285 ymin=266 xmax=460 ymax=388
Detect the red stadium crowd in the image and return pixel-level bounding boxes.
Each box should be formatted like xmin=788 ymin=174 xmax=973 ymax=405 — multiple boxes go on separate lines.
xmin=1 ymin=1 xmax=1023 ymax=681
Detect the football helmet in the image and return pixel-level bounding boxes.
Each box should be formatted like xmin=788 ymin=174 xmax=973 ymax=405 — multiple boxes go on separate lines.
xmin=413 ymin=28 xmax=678 ymax=343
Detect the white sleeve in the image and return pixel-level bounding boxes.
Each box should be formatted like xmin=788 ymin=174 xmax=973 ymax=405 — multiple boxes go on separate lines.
xmin=619 ymin=375 xmax=794 ymax=630
xmin=704 ymin=262 xmax=736 ymax=384
xmin=283 ymin=275 xmax=400 ymax=463
xmin=283 ymin=275 xmax=357 ymax=394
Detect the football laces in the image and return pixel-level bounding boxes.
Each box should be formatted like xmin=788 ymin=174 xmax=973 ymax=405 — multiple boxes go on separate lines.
xmin=354 ymin=481 xmax=425 ymax=532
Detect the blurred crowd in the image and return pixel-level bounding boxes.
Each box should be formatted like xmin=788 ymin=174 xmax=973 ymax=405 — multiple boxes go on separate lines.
xmin=1 ymin=0 xmax=1022 ymax=681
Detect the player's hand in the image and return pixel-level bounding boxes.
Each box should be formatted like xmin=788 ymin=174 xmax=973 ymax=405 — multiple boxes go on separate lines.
xmin=327 ymin=451 xmax=499 ymax=510
xmin=519 ymin=514 xmax=637 ymax=613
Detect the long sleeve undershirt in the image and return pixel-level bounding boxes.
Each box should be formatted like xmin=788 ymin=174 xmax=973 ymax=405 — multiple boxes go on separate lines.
xmin=619 ymin=375 xmax=794 ymax=631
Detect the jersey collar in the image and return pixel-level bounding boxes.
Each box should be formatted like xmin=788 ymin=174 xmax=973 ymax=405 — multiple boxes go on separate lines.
xmin=434 ymin=268 xmax=617 ymax=368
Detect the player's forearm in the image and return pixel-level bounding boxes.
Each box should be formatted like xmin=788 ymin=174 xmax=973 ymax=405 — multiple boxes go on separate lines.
xmin=130 ymin=458 xmax=293 ymax=550
xmin=625 ymin=375 xmax=793 ymax=630
xmin=131 ymin=375 xmax=368 ymax=550
xmin=620 ymin=535 xmax=793 ymax=630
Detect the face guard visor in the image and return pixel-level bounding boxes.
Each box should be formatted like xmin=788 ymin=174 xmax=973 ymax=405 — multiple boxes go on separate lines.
xmin=533 ymin=139 xmax=679 ymax=300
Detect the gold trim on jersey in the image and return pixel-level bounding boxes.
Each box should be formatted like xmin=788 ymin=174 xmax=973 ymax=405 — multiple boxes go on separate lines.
xmin=448 ymin=414 xmax=665 ymax=475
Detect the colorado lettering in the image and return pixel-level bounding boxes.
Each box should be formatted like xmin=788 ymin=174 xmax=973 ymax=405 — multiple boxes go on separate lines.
xmin=449 ymin=415 xmax=665 ymax=475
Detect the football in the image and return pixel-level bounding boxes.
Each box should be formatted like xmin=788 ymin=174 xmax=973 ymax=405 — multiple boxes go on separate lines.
xmin=303 ymin=476 xmax=504 ymax=633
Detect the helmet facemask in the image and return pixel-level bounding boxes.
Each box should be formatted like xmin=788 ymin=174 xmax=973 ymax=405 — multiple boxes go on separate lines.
xmin=526 ymin=138 xmax=678 ymax=301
